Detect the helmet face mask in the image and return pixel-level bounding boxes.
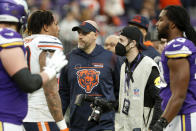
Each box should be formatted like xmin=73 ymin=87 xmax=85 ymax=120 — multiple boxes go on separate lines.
xmin=0 ymin=0 xmax=29 ymax=32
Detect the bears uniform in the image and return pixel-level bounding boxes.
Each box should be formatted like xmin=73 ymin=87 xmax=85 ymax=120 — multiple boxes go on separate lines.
xmin=23 ymin=34 xmax=63 ymax=129
xmin=159 ymin=37 xmax=196 ymax=131
xmin=0 ymin=28 xmax=27 ymax=126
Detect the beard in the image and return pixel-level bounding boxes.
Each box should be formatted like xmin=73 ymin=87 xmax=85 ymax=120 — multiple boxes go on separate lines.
xmin=78 ymin=39 xmax=86 ymax=49
xmin=78 ymin=39 xmax=91 ymax=52
xmin=158 ymin=24 xmax=169 ymax=40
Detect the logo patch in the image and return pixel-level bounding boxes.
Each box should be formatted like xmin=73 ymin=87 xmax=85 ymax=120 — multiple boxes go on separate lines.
xmin=92 ymin=63 xmax=104 ymax=68
xmin=4 ymin=32 xmax=14 ymax=36
xmin=154 ymin=76 xmax=161 ymax=88
xmin=24 ymin=38 xmax=33 ymax=44
xmin=77 ymin=69 xmax=100 ymax=93
xmin=133 ymin=88 xmax=140 ymax=97
xmin=173 ymin=44 xmax=181 ymax=48
xmin=81 ymin=22 xmax=86 ymax=26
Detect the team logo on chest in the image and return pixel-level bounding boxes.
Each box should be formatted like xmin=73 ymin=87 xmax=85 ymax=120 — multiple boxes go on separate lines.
xmin=76 ymin=69 xmax=100 ymax=93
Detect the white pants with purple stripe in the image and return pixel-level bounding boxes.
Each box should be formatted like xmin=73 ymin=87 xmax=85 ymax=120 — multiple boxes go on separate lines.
xmin=164 ymin=112 xmax=196 ymax=131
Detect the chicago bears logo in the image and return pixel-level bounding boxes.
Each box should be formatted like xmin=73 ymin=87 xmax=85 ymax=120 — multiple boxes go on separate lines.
xmin=81 ymin=22 xmax=86 ymax=26
xmin=76 ymin=69 xmax=100 ymax=93
xmin=132 ymin=15 xmax=142 ymax=23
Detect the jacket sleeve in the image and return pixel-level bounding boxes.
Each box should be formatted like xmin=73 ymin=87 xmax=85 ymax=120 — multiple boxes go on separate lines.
xmin=111 ymin=55 xmax=122 ymax=110
xmin=144 ymin=67 xmax=163 ymax=130
xmin=59 ymin=65 xmax=70 ymax=115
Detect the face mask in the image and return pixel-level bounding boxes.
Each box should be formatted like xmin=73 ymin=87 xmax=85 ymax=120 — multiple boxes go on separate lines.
xmin=115 ymin=42 xmax=126 ymax=56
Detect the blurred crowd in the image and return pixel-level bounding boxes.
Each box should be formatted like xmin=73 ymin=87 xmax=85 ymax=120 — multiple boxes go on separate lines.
xmin=26 ymin=0 xmax=196 ymax=53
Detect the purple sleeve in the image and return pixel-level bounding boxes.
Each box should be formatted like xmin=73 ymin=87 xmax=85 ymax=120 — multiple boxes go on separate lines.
xmin=164 ymin=38 xmax=193 ymax=59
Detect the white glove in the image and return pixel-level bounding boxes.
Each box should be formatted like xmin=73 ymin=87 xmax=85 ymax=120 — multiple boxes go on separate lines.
xmin=44 ymin=50 xmax=68 ymax=80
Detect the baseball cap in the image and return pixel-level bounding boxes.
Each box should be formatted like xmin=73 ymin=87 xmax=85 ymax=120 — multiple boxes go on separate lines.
xmin=120 ymin=26 xmax=147 ymax=50
xmin=72 ymin=20 xmax=99 ymax=33
xmin=128 ymin=15 xmax=149 ymax=31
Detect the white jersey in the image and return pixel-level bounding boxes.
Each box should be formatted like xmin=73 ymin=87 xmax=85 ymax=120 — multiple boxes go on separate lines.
xmin=23 ymin=34 xmax=63 ymax=122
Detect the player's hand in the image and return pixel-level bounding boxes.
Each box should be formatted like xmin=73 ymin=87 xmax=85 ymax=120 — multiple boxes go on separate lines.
xmin=152 ymin=117 xmax=168 ymax=131
xmin=44 ymin=50 xmax=68 ymax=80
xmin=151 ymin=122 xmax=163 ymax=131
xmin=60 ymin=128 xmax=69 ymax=131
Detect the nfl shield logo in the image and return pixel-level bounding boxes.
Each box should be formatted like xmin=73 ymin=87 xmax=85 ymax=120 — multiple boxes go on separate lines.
xmin=133 ymin=88 xmax=140 ymax=97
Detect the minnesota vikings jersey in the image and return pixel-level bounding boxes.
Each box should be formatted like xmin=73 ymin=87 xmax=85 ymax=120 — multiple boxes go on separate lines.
xmin=160 ymin=37 xmax=196 ymax=114
xmin=23 ymin=34 xmax=63 ymax=122
xmin=0 ymin=28 xmax=27 ymax=124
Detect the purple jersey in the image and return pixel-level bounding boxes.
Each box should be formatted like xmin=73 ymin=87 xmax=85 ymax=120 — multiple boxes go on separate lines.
xmin=160 ymin=37 xmax=196 ymax=114
xmin=0 ymin=28 xmax=27 ymax=125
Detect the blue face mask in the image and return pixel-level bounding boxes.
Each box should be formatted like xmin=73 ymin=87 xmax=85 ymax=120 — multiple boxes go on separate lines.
xmin=115 ymin=42 xmax=126 ymax=56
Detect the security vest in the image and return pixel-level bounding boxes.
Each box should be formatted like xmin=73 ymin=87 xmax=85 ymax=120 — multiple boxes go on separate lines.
xmin=115 ymin=56 xmax=159 ymax=131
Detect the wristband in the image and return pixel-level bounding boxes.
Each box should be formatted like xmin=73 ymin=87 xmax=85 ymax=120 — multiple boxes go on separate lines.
xmin=56 ymin=119 xmax=67 ymax=130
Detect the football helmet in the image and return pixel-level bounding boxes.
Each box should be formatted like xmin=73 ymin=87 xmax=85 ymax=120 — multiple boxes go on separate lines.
xmin=0 ymin=0 xmax=29 ymax=26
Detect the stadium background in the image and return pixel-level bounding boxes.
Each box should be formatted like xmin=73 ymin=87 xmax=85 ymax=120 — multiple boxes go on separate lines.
xmin=26 ymin=0 xmax=196 ymax=53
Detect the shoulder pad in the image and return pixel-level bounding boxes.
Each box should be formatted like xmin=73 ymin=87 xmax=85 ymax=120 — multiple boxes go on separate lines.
xmin=0 ymin=28 xmax=23 ymax=48
xmin=37 ymin=35 xmax=63 ymax=50
xmin=24 ymin=34 xmax=63 ymax=51
xmin=165 ymin=38 xmax=192 ymax=58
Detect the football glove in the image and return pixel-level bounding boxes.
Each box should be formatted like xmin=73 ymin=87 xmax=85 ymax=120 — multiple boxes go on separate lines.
xmin=152 ymin=117 xmax=168 ymax=131
xmin=44 ymin=50 xmax=68 ymax=80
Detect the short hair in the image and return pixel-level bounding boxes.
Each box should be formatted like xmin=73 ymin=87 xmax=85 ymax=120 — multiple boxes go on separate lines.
xmin=164 ymin=5 xmax=196 ymax=45
xmin=27 ymin=10 xmax=54 ymax=35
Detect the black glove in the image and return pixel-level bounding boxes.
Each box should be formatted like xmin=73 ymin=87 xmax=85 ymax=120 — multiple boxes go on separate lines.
xmin=151 ymin=121 xmax=163 ymax=131
xmin=152 ymin=117 xmax=168 ymax=131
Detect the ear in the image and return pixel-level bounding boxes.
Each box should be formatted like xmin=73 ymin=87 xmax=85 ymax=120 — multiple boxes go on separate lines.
xmin=126 ymin=40 xmax=136 ymax=51
xmin=170 ymin=22 xmax=176 ymax=29
xmin=95 ymin=32 xmax=99 ymax=37
xmin=129 ymin=40 xmax=136 ymax=48
xmin=43 ymin=24 xmax=49 ymax=32
xmin=93 ymin=32 xmax=98 ymax=41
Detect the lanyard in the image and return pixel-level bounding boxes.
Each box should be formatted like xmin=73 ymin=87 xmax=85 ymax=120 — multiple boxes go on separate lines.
xmin=124 ymin=54 xmax=141 ymax=96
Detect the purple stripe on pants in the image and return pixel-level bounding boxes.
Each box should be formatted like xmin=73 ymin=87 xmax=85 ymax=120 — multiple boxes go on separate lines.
xmin=185 ymin=114 xmax=191 ymax=131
